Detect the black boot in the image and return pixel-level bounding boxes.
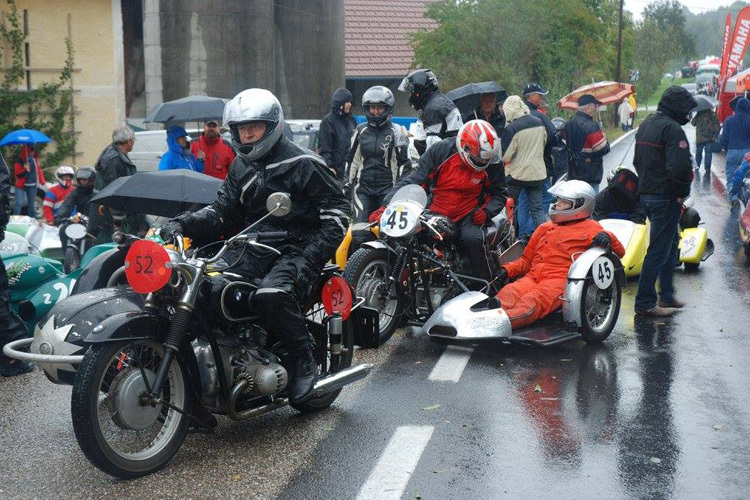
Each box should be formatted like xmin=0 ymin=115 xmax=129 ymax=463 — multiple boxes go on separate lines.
xmin=288 ymin=346 xmax=317 ymax=404
xmin=0 ymin=357 xmax=34 ymax=377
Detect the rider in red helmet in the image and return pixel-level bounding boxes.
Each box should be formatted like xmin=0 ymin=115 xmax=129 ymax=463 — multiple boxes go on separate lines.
xmin=371 ymin=120 xmax=508 ymax=282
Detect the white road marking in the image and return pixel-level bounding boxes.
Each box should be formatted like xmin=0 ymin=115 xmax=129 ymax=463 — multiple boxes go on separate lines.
xmin=356 ymin=425 xmax=435 ymax=500
xmin=428 ymin=346 xmax=474 ymax=382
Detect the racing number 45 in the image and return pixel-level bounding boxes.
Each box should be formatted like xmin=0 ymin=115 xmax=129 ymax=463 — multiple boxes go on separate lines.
xmin=385 ymin=211 xmax=409 ymax=230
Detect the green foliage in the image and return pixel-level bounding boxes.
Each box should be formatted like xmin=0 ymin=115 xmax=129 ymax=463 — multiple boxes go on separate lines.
xmin=634 ymin=0 xmax=696 ymax=102
xmin=410 ymin=0 xmax=635 ymax=119
xmin=684 ymin=1 xmax=750 ymax=67
xmin=0 ymin=0 xmax=76 ymax=170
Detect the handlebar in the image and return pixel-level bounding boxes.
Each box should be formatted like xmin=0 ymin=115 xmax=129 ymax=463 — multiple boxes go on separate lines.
xmin=419 ymin=215 xmax=444 ymax=241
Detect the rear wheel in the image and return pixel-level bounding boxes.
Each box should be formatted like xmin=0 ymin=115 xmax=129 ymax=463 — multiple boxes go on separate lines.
xmin=580 ymin=273 xmax=621 ymax=344
xmin=64 ymin=247 xmax=81 ymax=274
xmin=343 ymin=247 xmax=403 ymax=345
xmin=71 ymin=340 xmax=192 ymax=478
xmin=683 ymin=262 xmax=700 ymax=272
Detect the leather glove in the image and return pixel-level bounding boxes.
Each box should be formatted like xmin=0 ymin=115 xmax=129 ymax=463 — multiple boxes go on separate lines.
xmin=472 ymin=208 xmax=488 ymax=226
xmin=591 ymin=231 xmax=612 ymax=251
xmin=497 ymin=267 xmax=509 ymax=287
xmin=159 ymin=221 xmax=183 ymax=243
xmin=369 ymin=206 xmax=386 ymax=224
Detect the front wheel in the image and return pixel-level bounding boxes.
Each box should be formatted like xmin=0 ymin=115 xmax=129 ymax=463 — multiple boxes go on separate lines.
xmin=343 ymin=247 xmax=404 ymax=345
xmin=64 ymin=247 xmax=81 ymax=274
xmin=71 ymin=340 xmax=193 ymax=478
xmin=580 ymin=273 xmax=621 ymax=344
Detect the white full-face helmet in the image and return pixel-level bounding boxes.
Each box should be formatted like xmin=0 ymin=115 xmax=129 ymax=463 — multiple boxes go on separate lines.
xmin=548 ymin=180 xmax=596 ymax=224
xmin=223 ymin=88 xmax=285 ymax=162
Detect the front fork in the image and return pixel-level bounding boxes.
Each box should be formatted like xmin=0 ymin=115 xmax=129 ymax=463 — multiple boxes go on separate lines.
xmin=148 ymin=260 xmax=205 ymax=398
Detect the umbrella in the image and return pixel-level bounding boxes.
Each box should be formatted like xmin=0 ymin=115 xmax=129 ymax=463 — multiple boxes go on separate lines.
xmin=0 ymin=129 xmax=52 ymax=147
xmin=90 ymin=169 xmax=222 ymax=218
xmin=145 ymin=95 xmax=229 ymax=124
xmin=693 ymin=95 xmax=718 ymax=112
xmin=557 ymin=81 xmax=635 ymax=111
xmin=446 ymin=81 xmax=507 ymax=115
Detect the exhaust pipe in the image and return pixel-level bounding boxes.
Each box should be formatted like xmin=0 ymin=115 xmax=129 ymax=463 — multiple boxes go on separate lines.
xmin=312 ymin=363 xmax=372 ymax=397
xmin=227 ymin=363 xmax=372 ymax=420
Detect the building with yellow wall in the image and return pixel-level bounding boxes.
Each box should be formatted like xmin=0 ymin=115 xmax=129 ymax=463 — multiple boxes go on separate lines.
xmin=1 ymin=0 xmax=125 ymax=167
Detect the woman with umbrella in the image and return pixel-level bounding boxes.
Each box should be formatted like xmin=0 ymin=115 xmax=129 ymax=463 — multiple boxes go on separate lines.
xmin=13 ymin=144 xmax=46 ymax=216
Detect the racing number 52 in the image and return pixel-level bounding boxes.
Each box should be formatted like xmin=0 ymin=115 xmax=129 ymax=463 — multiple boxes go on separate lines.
xmin=134 ymin=255 xmax=154 ymax=274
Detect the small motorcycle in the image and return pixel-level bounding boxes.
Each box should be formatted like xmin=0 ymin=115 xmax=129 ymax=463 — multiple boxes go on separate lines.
xmin=62 ymin=214 xmax=91 ymax=273
xmin=343 ymin=184 xmax=515 ymax=344
xmin=738 ymin=178 xmax=750 ymax=260
xmin=6 ymin=192 xmax=375 ymax=478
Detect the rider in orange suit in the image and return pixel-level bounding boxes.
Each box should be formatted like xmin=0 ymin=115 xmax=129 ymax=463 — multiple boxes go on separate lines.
xmin=495 ymin=180 xmax=625 ymax=329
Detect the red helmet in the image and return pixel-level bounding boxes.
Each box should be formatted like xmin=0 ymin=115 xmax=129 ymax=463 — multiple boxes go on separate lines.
xmin=456 ymin=120 xmax=499 ymax=171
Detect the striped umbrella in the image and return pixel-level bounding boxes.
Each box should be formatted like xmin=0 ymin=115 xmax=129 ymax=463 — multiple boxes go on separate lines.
xmin=557 ymin=81 xmax=636 ymax=111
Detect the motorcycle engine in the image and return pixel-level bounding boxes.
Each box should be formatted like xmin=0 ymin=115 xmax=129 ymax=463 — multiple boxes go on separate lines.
xmin=232 ymin=353 xmax=288 ymax=397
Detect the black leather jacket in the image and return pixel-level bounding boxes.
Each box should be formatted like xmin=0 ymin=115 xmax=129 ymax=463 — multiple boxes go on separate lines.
xmin=175 ymin=137 xmax=350 ymax=268
xmin=55 ymin=187 xmax=94 ymax=225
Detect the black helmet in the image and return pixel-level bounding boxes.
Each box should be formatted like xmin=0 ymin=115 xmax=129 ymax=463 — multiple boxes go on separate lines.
xmin=399 ymin=69 xmax=438 ymax=110
xmin=362 ymin=86 xmax=395 ymax=127
xmin=76 ymin=166 xmax=96 ymax=191
xmin=551 ymin=117 xmax=566 ymax=131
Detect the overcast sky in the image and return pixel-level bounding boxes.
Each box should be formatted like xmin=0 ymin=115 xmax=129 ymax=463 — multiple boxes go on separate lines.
xmin=625 ymin=0 xmax=739 ymax=20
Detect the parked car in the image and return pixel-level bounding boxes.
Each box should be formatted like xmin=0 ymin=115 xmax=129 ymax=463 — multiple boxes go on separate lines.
xmin=130 ymin=128 xmax=202 ymax=172
xmin=680 ymin=66 xmax=696 ymax=78
xmin=286 ymin=119 xmax=320 ymax=152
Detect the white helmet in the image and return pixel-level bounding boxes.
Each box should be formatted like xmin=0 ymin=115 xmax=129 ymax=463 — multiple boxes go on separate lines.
xmin=223 ymin=88 xmax=285 ymax=162
xmin=55 ymin=166 xmax=75 ymax=185
xmin=548 ymin=180 xmax=596 ymax=224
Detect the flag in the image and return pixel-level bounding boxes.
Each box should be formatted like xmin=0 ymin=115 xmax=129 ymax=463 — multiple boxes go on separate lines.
xmin=720 ymin=13 xmax=732 ymax=82
xmin=726 ymin=7 xmax=750 ymax=79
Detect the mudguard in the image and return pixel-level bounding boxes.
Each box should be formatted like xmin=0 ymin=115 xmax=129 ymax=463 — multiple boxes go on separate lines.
xmin=562 ymin=248 xmax=624 ymax=328
xmin=72 ymin=246 xmax=128 ymax=293
xmin=679 ymin=227 xmax=709 ymax=264
xmin=83 ymin=310 xmax=164 ymax=344
xmin=361 ymin=240 xmax=397 ymax=254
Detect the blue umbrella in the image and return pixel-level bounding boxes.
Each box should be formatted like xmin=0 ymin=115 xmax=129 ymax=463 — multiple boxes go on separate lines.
xmin=0 ymin=129 xmax=52 ymax=147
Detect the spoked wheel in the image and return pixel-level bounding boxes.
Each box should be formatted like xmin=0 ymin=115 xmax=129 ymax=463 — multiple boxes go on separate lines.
xmin=71 ymin=340 xmax=193 ymax=478
xmin=291 ymin=301 xmax=355 ymax=413
xmin=343 ymin=248 xmax=403 ymax=344
xmin=580 ymin=275 xmax=621 ymax=344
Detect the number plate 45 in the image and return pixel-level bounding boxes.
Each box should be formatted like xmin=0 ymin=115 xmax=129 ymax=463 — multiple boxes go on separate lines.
xmin=592 ymin=256 xmax=614 ymax=289
xmin=380 ymin=202 xmax=421 ymax=238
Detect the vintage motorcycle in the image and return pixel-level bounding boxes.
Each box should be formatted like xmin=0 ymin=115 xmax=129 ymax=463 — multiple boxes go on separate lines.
xmin=5 ymin=193 xmax=375 ymax=479
xmin=61 ymin=214 xmax=92 ymax=273
xmin=343 ymin=184 xmax=515 ymax=344
xmin=738 ymin=177 xmax=750 ymax=260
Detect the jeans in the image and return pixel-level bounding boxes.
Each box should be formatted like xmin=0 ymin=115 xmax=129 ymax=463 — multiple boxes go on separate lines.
xmin=508 ymin=183 xmax=545 ymax=241
xmin=635 ymin=195 xmax=681 ymax=311
xmin=518 ymin=178 xmax=553 ymax=237
xmin=695 ymin=141 xmax=713 ymax=171
xmin=621 ymin=124 xmax=629 ymax=132
xmin=13 ymin=185 xmax=37 ymax=216
xmin=726 ymin=148 xmax=745 ymax=201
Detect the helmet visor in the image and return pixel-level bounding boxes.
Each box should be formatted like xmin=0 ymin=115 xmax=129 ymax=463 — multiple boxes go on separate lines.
xmin=398 ymin=78 xmax=413 ymax=93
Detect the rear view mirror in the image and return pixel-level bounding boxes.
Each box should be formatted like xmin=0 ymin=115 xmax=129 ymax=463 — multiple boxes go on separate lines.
xmin=266 ymin=192 xmax=292 ymax=217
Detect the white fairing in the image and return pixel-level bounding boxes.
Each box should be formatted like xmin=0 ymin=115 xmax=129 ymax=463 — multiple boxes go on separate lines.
xmin=424 ymin=291 xmax=512 ymax=340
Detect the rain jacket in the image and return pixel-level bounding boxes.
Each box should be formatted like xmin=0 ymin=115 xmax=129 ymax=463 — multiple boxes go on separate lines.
xmin=501 ymin=96 xmax=548 ymax=184
xmin=159 ymin=125 xmax=203 ymax=173
xmin=461 ymin=108 xmax=505 ymax=138
xmin=43 ymin=183 xmax=74 ymax=224
xmin=347 ymin=121 xmax=411 ymax=192
xmin=55 ymin=185 xmax=94 ymax=225
xmin=691 ymin=109 xmax=720 ymax=144
xmin=13 ymin=146 xmax=45 ymax=188
xmin=633 ymin=86 xmax=695 ymax=199
xmin=384 ymin=137 xmax=507 ymax=223
xmin=524 ymin=98 xmax=558 ymax=176
xmin=417 ymin=91 xmax=462 ymax=154
xmin=497 ymin=218 xmax=625 ymax=329
xmin=94 ymin=143 xmax=136 ymax=189
xmin=319 ymin=88 xmax=356 ymax=177
xmin=720 ymin=97 xmax=750 ymax=151
xmin=618 ymin=101 xmax=633 ymax=127
xmin=564 ymin=111 xmax=610 ymax=184
xmin=190 ymin=134 xmax=235 ymax=180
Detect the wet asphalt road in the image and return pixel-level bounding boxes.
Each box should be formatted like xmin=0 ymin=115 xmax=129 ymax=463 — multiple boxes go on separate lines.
xmin=2 ymin=126 xmax=750 ymax=499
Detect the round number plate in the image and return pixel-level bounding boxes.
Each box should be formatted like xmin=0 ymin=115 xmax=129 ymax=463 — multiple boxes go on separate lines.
xmin=125 ymin=240 xmax=172 ymax=294
xmin=380 ymin=202 xmax=420 ymax=237
xmin=322 ymin=276 xmax=353 ymax=320
xmin=592 ymin=256 xmax=614 ymax=289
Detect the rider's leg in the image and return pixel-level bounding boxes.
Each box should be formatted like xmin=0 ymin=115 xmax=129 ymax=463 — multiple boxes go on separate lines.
xmin=496 ymin=275 xmax=537 ymax=310
xmin=500 ymin=277 xmax=567 ymax=329
xmin=456 ymin=216 xmax=493 ymax=283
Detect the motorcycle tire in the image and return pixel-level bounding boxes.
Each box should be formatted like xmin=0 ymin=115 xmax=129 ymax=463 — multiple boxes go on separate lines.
xmin=64 ymin=247 xmax=81 ymax=274
xmin=580 ymin=272 xmax=621 ymax=344
xmin=343 ymin=247 xmax=404 ymax=345
xmin=683 ymin=262 xmax=700 ymax=272
xmin=291 ymin=308 xmax=356 ymax=414
xmin=71 ymin=340 xmax=193 ymax=479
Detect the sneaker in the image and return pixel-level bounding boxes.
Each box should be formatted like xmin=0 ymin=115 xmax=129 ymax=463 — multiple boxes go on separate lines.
xmin=658 ymin=299 xmax=686 ymax=308
xmin=0 ymin=358 xmax=34 ymax=377
xmin=634 ymin=305 xmax=675 ymax=317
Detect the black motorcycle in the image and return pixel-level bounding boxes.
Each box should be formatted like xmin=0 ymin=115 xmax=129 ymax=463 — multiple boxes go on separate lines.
xmin=61 ymin=214 xmax=91 ymax=273
xmin=343 ymin=185 xmax=514 ymax=344
xmin=62 ymin=193 xmax=375 ymax=478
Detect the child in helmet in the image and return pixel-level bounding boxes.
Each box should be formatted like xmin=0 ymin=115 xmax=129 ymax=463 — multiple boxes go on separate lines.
xmin=43 ymin=166 xmax=76 ymax=224
xmin=593 ymin=165 xmax=647 ymax=223
xmin=495 ymin=180 xmax=625 ymax=329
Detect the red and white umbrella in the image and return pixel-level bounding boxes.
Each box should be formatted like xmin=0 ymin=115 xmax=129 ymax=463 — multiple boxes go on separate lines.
xmin=557 ymin=81 xmax=636 ymax=111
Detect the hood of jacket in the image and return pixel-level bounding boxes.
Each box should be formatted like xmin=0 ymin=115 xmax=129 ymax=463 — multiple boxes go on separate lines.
xmin=657 ymin=86 xmax=697 ymax=125
xmin=503 ymin=95 xmax=530 ymax=123
xmin=736 ymin=97 xmax=750 ymax=115
xmin=167 ymin=125 xmax=189 ymax=154
xmin=331 ymin=87 xmax=353 ymax=115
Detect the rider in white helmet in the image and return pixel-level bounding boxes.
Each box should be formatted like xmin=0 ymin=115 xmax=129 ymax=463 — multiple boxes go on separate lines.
xmin=43 ymin=166 xmax=76 ymax=224
xmin=494 ymin=180 xmax=625 ymax=329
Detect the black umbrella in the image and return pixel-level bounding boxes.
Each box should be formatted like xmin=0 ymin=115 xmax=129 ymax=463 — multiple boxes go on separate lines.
xmin=90 ymin=170 xmax=222 ymax=217
xmin=693 ymin=95 xmax=718 ymax=113
xmin=145 ymin=95 xmax=229 ymax=124
xmin=446 ymin=81 xmax=507 ymax=115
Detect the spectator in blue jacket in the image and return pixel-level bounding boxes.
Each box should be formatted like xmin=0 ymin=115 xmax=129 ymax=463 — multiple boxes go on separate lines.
xmin=730 ymin=151 xmax=750 ymax=203
xmin=158 ymin=125 xmax=203 ymax=173
xmin=719 ymin=97 xmax=750 ymax=206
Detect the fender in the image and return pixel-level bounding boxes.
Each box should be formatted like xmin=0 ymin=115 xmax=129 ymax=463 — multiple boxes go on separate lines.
xmin=562 ymin=248 xmax=624 ymax=328
xmin=84 ymin=310 xmax=166 ymax=344
xmin=362 ymin=240 xmax=397 ymax=254
xmin=72 ymin=246 xmax=128 ymax=294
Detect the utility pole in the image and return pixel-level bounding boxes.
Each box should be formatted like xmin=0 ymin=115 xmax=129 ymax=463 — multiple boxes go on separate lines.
xmin=615 ymin=0 xmax=625 ymax=126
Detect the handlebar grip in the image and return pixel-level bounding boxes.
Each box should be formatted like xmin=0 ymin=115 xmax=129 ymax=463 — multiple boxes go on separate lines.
xmin=256 ymin=231 xmax=288 ymax=242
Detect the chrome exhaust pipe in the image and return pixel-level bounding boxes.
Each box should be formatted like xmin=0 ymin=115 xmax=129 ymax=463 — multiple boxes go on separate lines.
xmin=312 ymin=363 xmax=372 ymax=397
